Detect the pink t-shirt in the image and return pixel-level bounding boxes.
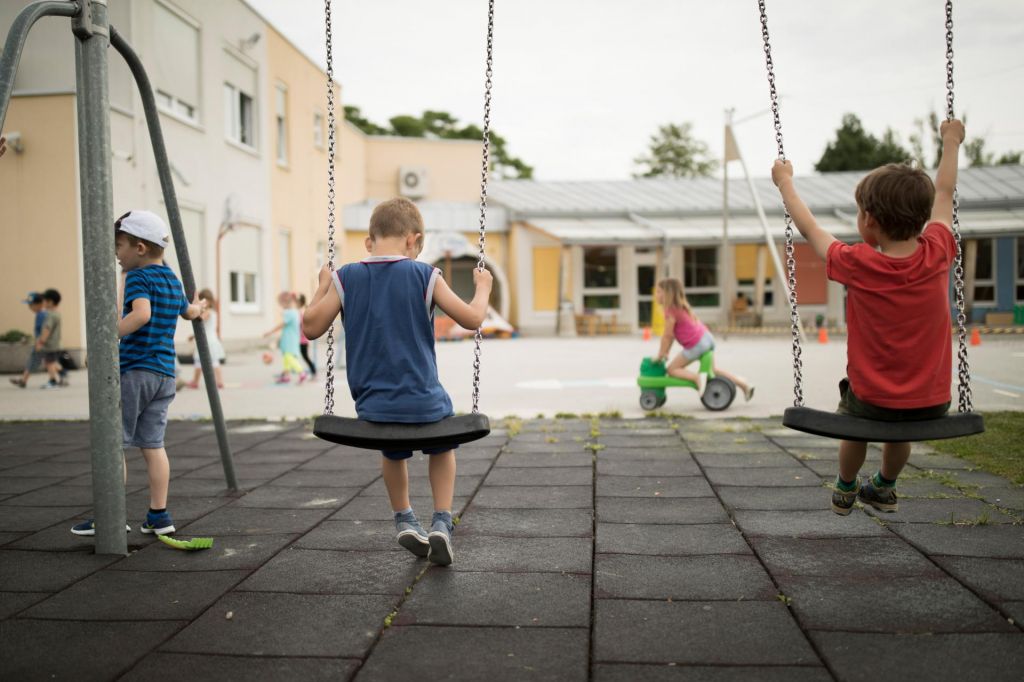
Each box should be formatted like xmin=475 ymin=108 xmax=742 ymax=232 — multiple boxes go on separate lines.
xmin=666 ymin=306 xmax=707 ymax=349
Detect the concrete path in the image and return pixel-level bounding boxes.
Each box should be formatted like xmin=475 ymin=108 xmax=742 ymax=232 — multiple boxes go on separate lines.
xmin=1 ymin=418 xmax=1023 ymax=680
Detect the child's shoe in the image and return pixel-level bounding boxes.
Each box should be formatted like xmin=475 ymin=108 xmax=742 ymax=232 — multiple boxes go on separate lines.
xmin=859 ymin=477 xmax=898 ymax=513
xmin=395 ymin=510 xmax=429 ymax=557
xmin=274 ymin=373 xmax=291 ymax=384
xmin=298 ymin=372 xmax=309 ymax=385
xmin=40 ymin=380 xmax=60 ymax=390
xmin=70 ymin=520 xmax=131 ymax=536
xmin=744 ymin=385 xmax=756 ymax=402
xmin=9 ymin=378 xmax=26 ymax=388
xmin=185 ymin=381 xmax=200 ymax=389
xmin=140 ymin=511 xmax=176 ymax=535
xmin=831 ymin=477 xmax=860 ymax=516
xmin=427 ymin=512 xmax=454 ymax=566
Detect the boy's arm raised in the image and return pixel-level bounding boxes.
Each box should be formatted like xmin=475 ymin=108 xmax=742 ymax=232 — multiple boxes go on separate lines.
xmin=931 ymin=119 xmax=965 ymax=232
xmin=302 ymin=265 xmax=342 ymax=339
xmin=772 ymin=160 xmax=836 ymax=261
xmin=434 ymin=268 xmax=492 ymax=330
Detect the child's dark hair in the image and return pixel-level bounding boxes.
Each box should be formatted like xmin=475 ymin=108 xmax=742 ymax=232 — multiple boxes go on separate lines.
xmin=114 ymin=212 xmax=165 ymax=257
xmin=369 ymin=197 xmax=424 ymax=241
xmin=42 ymin=288 xmax=61 ymax=305
xmin=296 ymin=293 xmax=307 ymax=307
xmin=198 ymin=288 xmax=216 ymax=308
xmin=854 ymin=163 xmax=935 ymax=241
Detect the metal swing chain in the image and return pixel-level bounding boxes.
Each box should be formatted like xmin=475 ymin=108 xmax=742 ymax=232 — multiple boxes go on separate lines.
xmin=323 ymin=0 xmax=338 ymax=415
xmin=945 ymin=0 xmax=972 ymax=413
xmin=471 ymin=0 xmax=495 ymax=414
xmin=758 ymin=0 xmax=804 ymax=408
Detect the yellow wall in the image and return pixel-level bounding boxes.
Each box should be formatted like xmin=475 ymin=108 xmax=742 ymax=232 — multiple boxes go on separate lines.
xmin=364 ymin=136 xmax=482 ymax=202
xmin=532 ymin=247 xmax=561 ymax=311
xmin=0 ymin=95 xmax=84 ymax=349
xmin=735 ymin=243 xmax=775 ymax=280
xmin=338 ymin=122 xmax=368 ymax=210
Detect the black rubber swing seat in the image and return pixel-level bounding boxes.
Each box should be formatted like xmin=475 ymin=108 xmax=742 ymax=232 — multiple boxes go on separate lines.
xmin=782 ymin=407 xmax=984 ymax=443
xmin=313 ymin=413 xmax=491 ymax=451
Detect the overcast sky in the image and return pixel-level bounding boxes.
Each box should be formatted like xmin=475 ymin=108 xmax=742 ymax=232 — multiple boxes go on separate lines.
xmin=248 ymin=0 xmax=1024 ymax=181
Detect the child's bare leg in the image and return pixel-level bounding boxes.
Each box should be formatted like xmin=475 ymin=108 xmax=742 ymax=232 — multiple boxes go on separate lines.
xmin=214 ymin=366 xmax=224 ymax=387
xmin=191 ymin=367 xmax=202 ymax=385
xmin=879 ymin=442 xmax=912 ymax=481
xmin=428 ymin=450 xmax=456 ymax=512
xmin=837 ymin=440 xmax=867 ymax=483
xmin=46 ymin=361 xmax=59 ymax=383
xmin=712 ymin=366 xmax=749 ymax=392
xmin=666 ymin=356 xmax=697 ymax=382
xmin=381 ymin=457 xmax=411 ymax=511
xmin=141 ymin=447 xmax=169 ymax=509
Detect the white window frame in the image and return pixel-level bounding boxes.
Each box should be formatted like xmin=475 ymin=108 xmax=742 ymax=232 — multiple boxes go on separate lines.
xmin=279 ymin=229 xmax=292 ymax=292
xmin=224 ymin=82 xmax=257 ymax=150
xmin=152 ymin=0 xmax=201 ymax=125
xmin=581 ymin=246 xmax=621 ymax=311
xmin=275 ymin=83 xmax=288 ymax=166
xmin=973 ymin=238 xmax=996 ymax=305
xmin=683 ymin=245 xmax=720 ymax=308
xmin=313 ymin=110 xmax=325 ymax=149
xmin=228 ymin=270 xmax=260 ymax=312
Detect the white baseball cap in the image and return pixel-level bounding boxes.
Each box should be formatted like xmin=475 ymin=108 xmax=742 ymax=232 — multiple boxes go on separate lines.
xmin=115 ymin=210 xmax=170 ymax=249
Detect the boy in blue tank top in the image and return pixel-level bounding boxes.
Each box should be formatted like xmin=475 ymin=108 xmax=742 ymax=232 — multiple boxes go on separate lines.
xmin=304 ymin=198 xmax=492 ymax=566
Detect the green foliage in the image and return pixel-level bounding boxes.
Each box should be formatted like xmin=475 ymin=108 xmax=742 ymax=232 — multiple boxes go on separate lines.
xmin=0 ymin=330 xmax=29 ymax=343
xmin=815 ymin=114 xmax=911 ymax=172
xmin=634 ymin=122 xmax=718 ymax=178
xmin=344 ymin=106 xmax=533 ymax=179
xmin=910 ymin=109 xmax=1021 ymax=169
xmin=927 ymin=412 xmax=1024 ymax=485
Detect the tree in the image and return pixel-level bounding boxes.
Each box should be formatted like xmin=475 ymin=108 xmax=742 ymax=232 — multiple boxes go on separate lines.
xmin=815 ymin=114 xmax=911 ymax=172
xmin=633 ymin=122 xmax=718 ymax=179
xmin=911 ymin=108 xmax=1022 ymax=168
xmin=344 ymin=107 xmax=534 ymax=179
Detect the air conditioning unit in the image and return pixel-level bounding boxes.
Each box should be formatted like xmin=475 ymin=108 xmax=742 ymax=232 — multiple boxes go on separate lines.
xmin=398 ymin=166 xmax=428 ymax=199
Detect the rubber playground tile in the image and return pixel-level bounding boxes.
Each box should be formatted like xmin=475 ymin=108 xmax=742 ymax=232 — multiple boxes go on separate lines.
xmin=889 ymin=523 xmax=1024 ymax=558
xmin=863 ymin=497 xmax=1018 ymax=524
xmin=0 ymin=476 xmax=69 ymax=495
xmin=1002 ymin=602 xmax=1024 ymax=625
xmin=778 ymin=574 xmax=1014 ymax=633
xmin=111 ymin=533 xmax=299 ymax=572
xmin=595 ymin=554 xmax=776 ymax=600
xmin=154 ymin=478 xmax=255 ymax=497
xmin=596 ymin=447 xmax=694 ymax=461
xmin=359 ymin=626 xmax=589 ymax=682
xmin=161 ymin=592 xmax=396 ymax=657
xmin=8 ymin=521 xmax=154 ymax=552
xmin=472 ymin=485 xmax=593 ymax=509
xmin=592 ymin=665 xmax=832 ymax=682
xmin=229 ymin=486 xmax=362 ymax=509
xmin=596 ymin=475 xmax=713 ymax=499
xmin=0 ymin=531 xmax=26 ymax=546
xmin=294 ymin=454 xmax=385 ymax=471
xmin=596 ymin=435 xmax=685 ymax=448
xmin=499 ymin=441 xmax=589 ymax=454
xmin=122 ymin=653 xmax=358 ymax=682
xmin=598 ymin=458 xmax=700 ymax=477
xmin=494 ymin=452 xmax=594 ymax=468
xmin=593 ymin=600 xmax=817 ymax=665
xmin=810 ymin=632 xmax=1024 ymax=682
xmin=295 ymin=519 xmax=405 ymax=551
xmin=0 ymin=619 xmax=185 ymax=682
xmin=238 ymin=547 xmax=420 ymax=595
xmin=330 ymin=496 xmax=470 ymax=521
xmin=687 ymin=442 xmax=787 ymax=455
xmin=484 ymin=466 xmax=592 ymax=486
xmin=271 ymin=468 xmax=380 ymax=488
xmin=751 ymin=537 xmax=943 ymax=579
xmin=0 ymin=591 xmax=48 ymax=619
xmin=732 ymin=510 xmax=888 ymax=539
xmin=121 ymin=493 xmax=234 ymax=525
xmin=595 ymin=523 xmax=750 ymax=556
xmin=457 ymin=508 xmax=594 ymax=538
xmin=0 ymin=484 xmax=99 ymax=507
xmin=0 ymin=550 xmax=117 ymax=591
xmin=450 ymin=536 xmax=592 ymax=573
xmin=980 ymin=487 xmax=1024 ymax=511
xmin=694 ymin=451 xmax=802 ymax=469
xmin=397 ymin=571 xmax=590 ymax=627
xmin=931 ymin=557 xmax=1024 ymax=601
xmin=596 ymin=497 xmax=729 ymax=525
xmin=24 ymin=569 xmax=247 ymax=621
xmin=704 ymin=467 xmax=821 ymax=487
xmin=0 ymin=461 xmax=93 ymax=478
xmin=181 ymin=462 xmax=298 ymax=480
xmin=716 ymin=485 xmax=828 ymax=511
xmin=179 ymin=506 xmax=333 ymax=536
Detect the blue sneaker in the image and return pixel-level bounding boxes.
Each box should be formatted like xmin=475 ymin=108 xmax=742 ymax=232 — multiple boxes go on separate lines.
xmin=140 ymin=511 xmax=175 ymax=535
xmin=427 ymin=512 xmax=454 ymax=567
xmin=70 ymin=520 xmax=131 ymax=536
xmin=395 ymin=511 xmax=429 ymax=558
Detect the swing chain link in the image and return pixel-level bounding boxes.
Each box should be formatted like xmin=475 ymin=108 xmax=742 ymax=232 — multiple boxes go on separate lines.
xmin=323 ymin=0 xmax=337 ymax=415
xmin=759 ymin=0 xmax=804 ymax=407
xmin=945 ymin=0 xmax=972 ymax=413
xmin=471 ymin=0 xmax=495 ymax=415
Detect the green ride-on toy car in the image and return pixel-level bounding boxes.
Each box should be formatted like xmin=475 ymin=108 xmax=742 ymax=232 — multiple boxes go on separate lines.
xmin=637 ymin=354 xmax=736 ymax=412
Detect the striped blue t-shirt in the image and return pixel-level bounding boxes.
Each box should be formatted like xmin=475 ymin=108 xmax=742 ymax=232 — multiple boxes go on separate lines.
xmin=120 ymin=264 xmax=189 ymax=377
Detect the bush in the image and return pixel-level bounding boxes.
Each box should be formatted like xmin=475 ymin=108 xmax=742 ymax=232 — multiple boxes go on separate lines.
xmin=0 ymin=330 xmax=29 ymax=343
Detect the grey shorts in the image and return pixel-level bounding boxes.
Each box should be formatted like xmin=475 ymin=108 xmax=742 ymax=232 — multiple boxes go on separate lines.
xmin=681 ymin=331 xmax=715 ymax=362
xmin=122 ymin=369 xmax=176 ymax=449
xmin=25 ymin=349 xmax=42 ymax=372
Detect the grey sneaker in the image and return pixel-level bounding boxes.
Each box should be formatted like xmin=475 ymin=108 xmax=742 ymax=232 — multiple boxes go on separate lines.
xmin=859 ymin=478 xmax=898 ymax=513
xmin=831 ymin=478 xmax=861 ymax=516
xmin=427 ymin=513 xmax=454 ymax=567
xmin=395 ymin=512 xmax=429 ymax=557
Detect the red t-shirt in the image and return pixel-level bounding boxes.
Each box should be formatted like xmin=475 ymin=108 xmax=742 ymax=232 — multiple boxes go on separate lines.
xmin=826 ymin=223 xmax=955 ymax=409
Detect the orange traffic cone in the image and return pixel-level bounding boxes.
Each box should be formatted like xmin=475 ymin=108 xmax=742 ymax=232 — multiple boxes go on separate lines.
xmin=818 ymin=327 xmax=829 ymax=344
xmin=642 ymin=327 xmax=652 ymax=341
xmin=970 ymin=328 xmax=981 ymax=346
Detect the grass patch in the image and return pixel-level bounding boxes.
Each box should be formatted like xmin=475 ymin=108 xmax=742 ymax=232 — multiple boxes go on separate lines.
xmin=927 ymin=412 xmax=1024 ymax=485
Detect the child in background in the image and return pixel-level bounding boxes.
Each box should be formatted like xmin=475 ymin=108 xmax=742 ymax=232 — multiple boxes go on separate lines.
xmin=10 ymin=292 xmax=47 ymax=388
xmin=296 ymin=293 xmax=317 ymax=380
xmin=186 ymin=289 xmax=225 ymax=389
xmin=263 ymin=292 xmax=307 ymax=385
xmin=37 ymin=289 xmax=67 ymax=390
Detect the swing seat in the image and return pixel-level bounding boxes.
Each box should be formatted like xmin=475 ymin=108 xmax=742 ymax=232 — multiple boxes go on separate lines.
xmin=314 ymin=413 xmax=491 ymax=451
xmin=782 ymin=407 xmax=984 ymax=443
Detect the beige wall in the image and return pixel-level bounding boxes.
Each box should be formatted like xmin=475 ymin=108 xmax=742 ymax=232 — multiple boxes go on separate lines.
xmin=0 ymin=95 xmax=85 ymax=349
xmin=363 ymin=136 xmax=482 ymax=202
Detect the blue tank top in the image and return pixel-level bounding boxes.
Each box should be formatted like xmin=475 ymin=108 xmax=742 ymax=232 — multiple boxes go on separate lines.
xmin=335 ymin=256 xmax=454 ymax=423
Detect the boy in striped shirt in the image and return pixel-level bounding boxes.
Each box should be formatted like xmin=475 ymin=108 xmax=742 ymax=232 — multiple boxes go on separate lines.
xmin=72 ymin=211 xmax=205 ymax=536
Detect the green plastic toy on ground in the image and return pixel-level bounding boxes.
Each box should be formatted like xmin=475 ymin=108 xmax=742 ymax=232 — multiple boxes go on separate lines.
xmin=636 ymin=353 xmax=736 ymax=412
xmin=157 ymin=535 xmax=214 ymax=551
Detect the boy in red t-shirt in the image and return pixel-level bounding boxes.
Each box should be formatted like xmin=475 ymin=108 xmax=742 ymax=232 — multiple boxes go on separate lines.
xmin=771 ymin=119 xmax=965 ymax=516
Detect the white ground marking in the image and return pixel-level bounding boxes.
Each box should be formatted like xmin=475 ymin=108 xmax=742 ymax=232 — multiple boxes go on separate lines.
xmin=992 ymin=389 xmax=1020 ymax=399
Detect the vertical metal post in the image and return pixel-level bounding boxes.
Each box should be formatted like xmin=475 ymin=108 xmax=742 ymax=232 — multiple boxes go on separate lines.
xmin=74 ymin=0 xmax=126 ymax=555
xmin=722 ymin=112 xmax=732 ymax=331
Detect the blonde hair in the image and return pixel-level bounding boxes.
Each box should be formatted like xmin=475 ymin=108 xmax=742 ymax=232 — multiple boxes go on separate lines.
xmin=369 ymin=197 xmax=425 ymax=240
xmin=657 ymin=278 xmax=693 ymax=315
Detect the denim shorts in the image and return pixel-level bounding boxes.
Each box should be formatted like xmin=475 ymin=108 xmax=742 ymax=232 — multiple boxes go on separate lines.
xmin=24 ymin=349 xmax=42 ymax=373
xmin=837 ymin=378 xmax=949 ymax=421
xmin=381 ymin=444 xmax=459 ymax=461
xmin=122 ymin=369 xmax=176 ymax=449
xmin=681 ymin=330 xmax=715 ymax=362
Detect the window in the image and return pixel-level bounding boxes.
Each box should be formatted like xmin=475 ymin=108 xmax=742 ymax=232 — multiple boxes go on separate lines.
xmin=973 ymin=238 xmax=995 ymax=304
xmin=684 ymin=246 xmax=719 ymax=307
xmin=229 ymin=272 xmax=258 ymax=305
xmin=313 ymin=111 xmax=325 ymax=149
xmin=152 ymin=2 xmax=200 ymax=123
xmin=224 ymin=84 xmax=255 ymax=147
xmin=1017 ymin=238 xmax=1024 ymax=303
xmin=275 ymin=85 xmax=288 ymax=165
xmin=581 ymin=247 xmax=620 ymax=310
xmin=226 ymin=226 xmax=261 ymax=310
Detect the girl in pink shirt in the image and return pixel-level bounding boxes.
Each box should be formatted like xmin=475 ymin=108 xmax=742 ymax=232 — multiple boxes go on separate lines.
xmin=654 ymin=278 xmax=754 ymax=401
